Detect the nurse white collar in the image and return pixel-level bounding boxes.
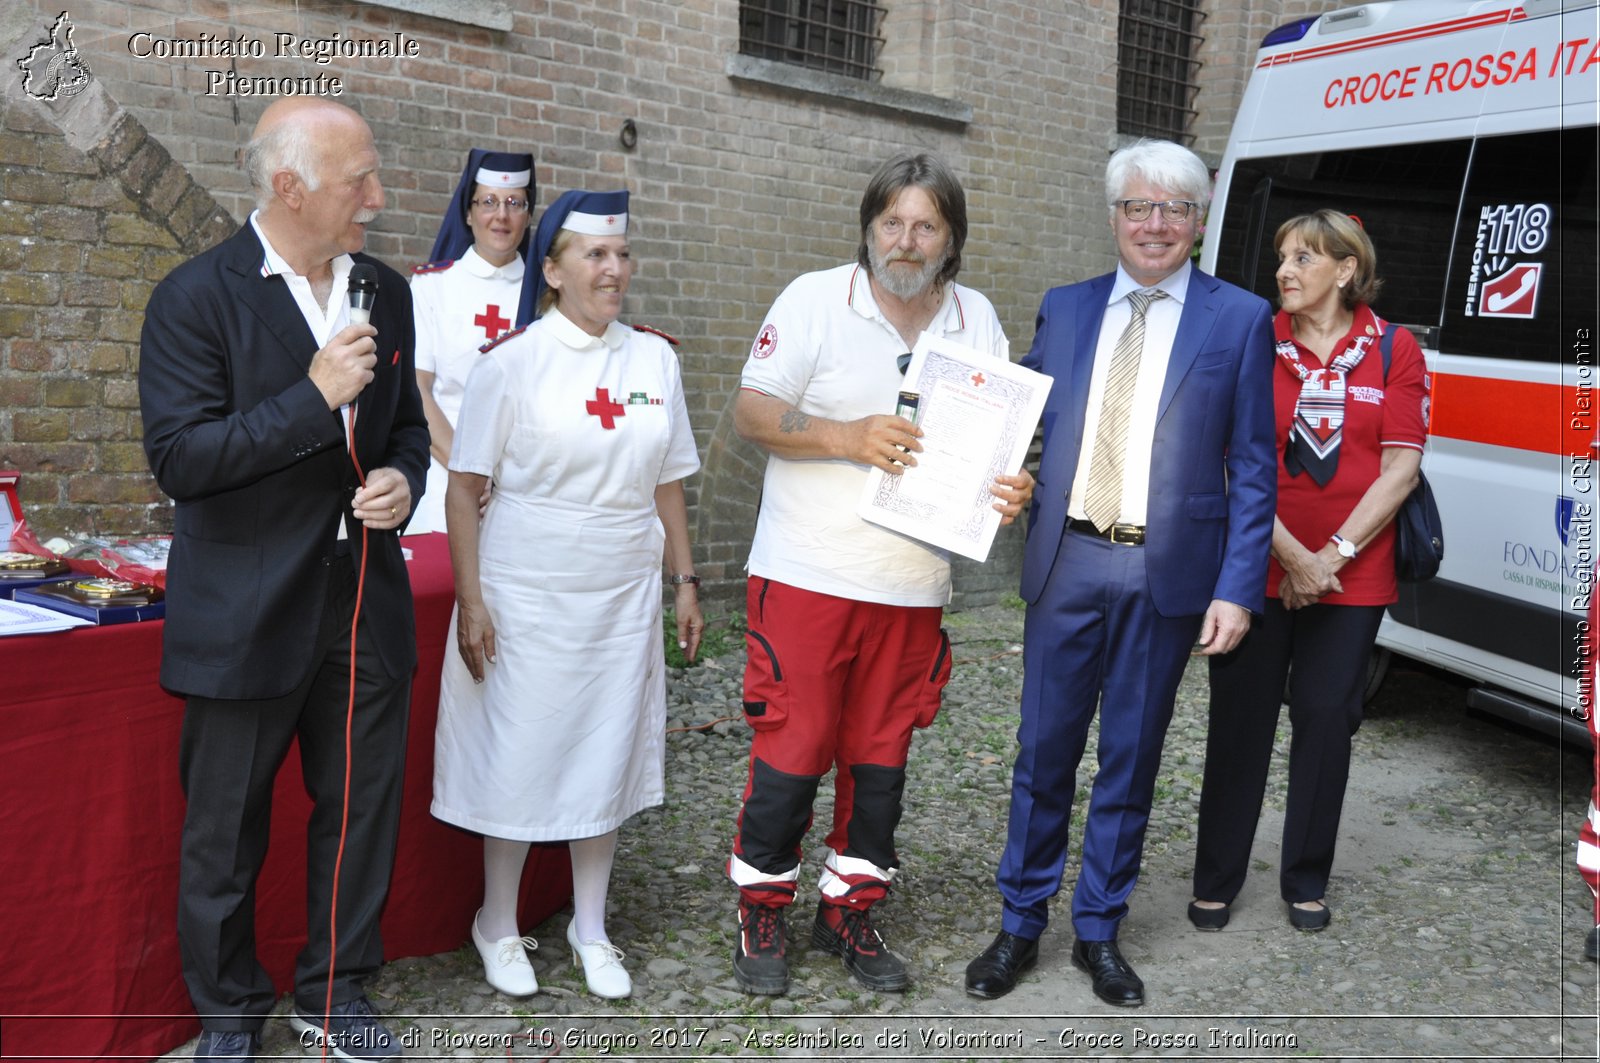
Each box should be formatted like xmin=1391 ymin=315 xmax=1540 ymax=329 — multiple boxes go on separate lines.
xmin=543 ymin=306 xmax=629 ymax=350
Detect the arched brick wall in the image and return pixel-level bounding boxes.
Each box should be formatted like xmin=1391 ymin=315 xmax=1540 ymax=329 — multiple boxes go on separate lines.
xmin=0 ymin=45 xmax=234 ymax=537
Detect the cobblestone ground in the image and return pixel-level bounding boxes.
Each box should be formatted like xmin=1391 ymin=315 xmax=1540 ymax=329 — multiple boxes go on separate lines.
xmin=165 ymin=603 xmax=1600 ymax=1062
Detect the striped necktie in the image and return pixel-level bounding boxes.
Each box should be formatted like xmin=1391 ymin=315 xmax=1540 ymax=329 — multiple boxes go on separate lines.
xmin=1083 ymin=288 xmax=1167 ymax=532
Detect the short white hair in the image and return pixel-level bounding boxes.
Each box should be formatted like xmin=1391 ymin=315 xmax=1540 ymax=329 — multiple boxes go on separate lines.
xmin=242 ymin=121 xmax=322 ymax=210
xmin=1105 ymin=139 xmax=1211 ymax=211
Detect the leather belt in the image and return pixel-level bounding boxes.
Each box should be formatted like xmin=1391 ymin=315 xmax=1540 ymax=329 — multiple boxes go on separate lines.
xmin=1067 ymin=517 xmax=1146 ymax=545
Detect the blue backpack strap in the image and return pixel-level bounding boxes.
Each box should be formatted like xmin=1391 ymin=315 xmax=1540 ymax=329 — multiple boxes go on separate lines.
xmin=1379 ymin=320 xmax=1393 ymax=381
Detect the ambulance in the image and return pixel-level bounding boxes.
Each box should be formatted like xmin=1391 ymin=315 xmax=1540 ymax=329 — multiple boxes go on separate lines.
xmin=1202 ymin=0 xmax=1599 ymax=744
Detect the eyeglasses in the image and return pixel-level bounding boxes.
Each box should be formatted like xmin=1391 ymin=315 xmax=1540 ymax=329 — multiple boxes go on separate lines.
xmin=471 ymin=195 xmax=529 ymax=215
xmin=1117 ymin=199 xmax=1199 ymax=223
xmin=897 ymin=352 xmax=913 ymax=375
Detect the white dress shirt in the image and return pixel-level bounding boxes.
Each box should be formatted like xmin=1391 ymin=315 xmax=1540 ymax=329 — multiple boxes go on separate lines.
xmin=1068 ymin=261 xmax=1192 ymax=526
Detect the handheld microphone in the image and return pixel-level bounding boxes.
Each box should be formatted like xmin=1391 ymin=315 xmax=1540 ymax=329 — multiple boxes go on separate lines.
xmin=347 ymin=263 xmax=379 ymax=326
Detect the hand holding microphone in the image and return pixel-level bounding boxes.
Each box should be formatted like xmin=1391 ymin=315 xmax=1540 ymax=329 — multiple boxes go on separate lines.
xmin=309 ymin=263 xmax=381 ymax=410
xmin=346 ymin=263 xmax=378 ymax=325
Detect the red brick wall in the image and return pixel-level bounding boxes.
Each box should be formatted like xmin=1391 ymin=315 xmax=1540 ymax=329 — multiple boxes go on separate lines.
xmin=2 ymin=0 xmax=1282 ymax=601
xmin=0 ymin=76 xmax=233 ymax=537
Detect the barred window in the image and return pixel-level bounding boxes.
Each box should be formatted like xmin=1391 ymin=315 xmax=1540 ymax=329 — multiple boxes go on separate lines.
xmin=1117 ymin=0 xmax=1206 ymax=144
xmin=739 ymin=0 xmax=886 ymax=82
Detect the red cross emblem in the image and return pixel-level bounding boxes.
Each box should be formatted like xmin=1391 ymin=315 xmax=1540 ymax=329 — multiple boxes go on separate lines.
xmin=586 ymin=387 xmax=626 ymax=429
xmin=475 ymin=304 xmax=511 ymax=340
xmin=970 ymin=372 xmax=986 ymax=387
xmin=753 ymin=323 xmax=777 ymax=359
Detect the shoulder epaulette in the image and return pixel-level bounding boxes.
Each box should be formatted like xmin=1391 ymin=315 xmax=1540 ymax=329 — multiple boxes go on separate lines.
xmin=410 ymin=259 xmax=456 ymax=276
xmin=479 ymin=325 xmax=528 ymax=354
xmin=632 ymin=323 xmax=679 ymax=346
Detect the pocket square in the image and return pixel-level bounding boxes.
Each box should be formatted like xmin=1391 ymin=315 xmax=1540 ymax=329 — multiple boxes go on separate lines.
xmin=390 ymin=349 xmax=400 ymax=366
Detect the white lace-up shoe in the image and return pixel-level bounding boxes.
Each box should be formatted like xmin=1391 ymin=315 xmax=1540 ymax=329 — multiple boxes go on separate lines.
xmin=471 ymin=908 xmax=538 ymax=996
xmin=566 ymin=922 xmax=631 ymax=999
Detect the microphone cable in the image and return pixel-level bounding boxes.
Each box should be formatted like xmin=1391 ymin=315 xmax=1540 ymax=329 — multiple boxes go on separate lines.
xmin=312 ymin=261 xmax=383 ymax=1058
xmin=315 ymin=353 xmax=374 ymax=1061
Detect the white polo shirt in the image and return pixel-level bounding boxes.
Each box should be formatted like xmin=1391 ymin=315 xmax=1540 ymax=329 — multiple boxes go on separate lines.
xmin=740 ymin=262 xmax=1009 ymax=607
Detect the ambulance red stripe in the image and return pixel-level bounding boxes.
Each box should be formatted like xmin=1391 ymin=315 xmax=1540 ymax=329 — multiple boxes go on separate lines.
xmin=1257 ymin=8 xmax=1527 ymax=68
xmin=1430 ymin=372 xmax=1589 ymax=457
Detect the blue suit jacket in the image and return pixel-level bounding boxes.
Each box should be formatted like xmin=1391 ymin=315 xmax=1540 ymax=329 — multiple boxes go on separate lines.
xmin=1019 ymin=268 xmax=1277 ymax=617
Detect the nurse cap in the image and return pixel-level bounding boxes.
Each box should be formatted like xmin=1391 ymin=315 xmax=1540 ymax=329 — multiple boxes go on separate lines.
xmin=425 ymin=148 xmax=539 ymax=326
xmin=529 ymin=189 xmax=630 ymax=318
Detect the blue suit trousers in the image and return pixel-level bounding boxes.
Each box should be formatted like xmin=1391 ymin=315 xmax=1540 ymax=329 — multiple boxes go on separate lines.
xmin=997 ymin=528 xmax=1202 ymax=941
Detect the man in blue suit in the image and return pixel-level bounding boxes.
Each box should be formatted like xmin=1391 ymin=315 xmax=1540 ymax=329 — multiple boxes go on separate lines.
xmin=964 ymin=140 xmax=1276 ymax=1007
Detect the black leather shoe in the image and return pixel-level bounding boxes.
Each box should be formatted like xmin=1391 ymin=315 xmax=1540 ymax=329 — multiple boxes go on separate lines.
xmin=1187 ymin=900 xmax=1230 ymax=931
xmin=964 ymin=930 xmax=1039 ymax=999
xmin=1586 ymin=925 xmax=1598 ymax=962
xmin=1070 ymin=938 xmax=1144 ymax=1007
xmin=1288 ymin=901 xmax=1331 ymax=932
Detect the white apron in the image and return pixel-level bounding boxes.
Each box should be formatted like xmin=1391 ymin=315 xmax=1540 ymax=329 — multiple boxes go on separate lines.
xmin=431 ymin=310 xmax=699 ymax=840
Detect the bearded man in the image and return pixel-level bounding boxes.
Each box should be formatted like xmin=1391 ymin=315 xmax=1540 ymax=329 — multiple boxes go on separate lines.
xmin=722 ymin=152 xmax=1033 ymax=996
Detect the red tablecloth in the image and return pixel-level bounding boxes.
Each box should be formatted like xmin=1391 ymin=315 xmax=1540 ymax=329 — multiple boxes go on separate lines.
xmin=0 ymin=534 xmax=570 ymax=1061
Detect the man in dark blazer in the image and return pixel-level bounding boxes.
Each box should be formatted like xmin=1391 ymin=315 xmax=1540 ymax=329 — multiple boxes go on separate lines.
xmin=139 ymin=98 xmax=428 ymax=1061
xmin=964 ymin=140 xmax=1276 ymax=1007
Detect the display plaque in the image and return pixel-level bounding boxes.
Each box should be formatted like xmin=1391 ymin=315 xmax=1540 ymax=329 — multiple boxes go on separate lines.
xmin=0 ymin=550 xmax=70 ymax=583
xmin=14 ymin=577 xmax=166 ymax=624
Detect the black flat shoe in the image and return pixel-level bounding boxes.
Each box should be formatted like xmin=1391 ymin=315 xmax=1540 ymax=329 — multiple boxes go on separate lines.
xmin=1288 ymin=901 xmax=1331 ymax=932
xmin=964 ymin=930 xmax=1038 ymax=999
xmin=1187 ymin=900 xmax=1230 ymax=931
xmin=1586 ymin=925 xmax=1598 ymax=962
xmin=1070 ymin=938 xmax=1144 ymax=1007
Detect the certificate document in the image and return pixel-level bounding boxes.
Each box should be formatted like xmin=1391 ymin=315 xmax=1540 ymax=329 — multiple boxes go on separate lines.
xmin=858 ymin=333 xmax=1052 ymax=562
xmin=0 ymin=597 xmax=92 ymax=636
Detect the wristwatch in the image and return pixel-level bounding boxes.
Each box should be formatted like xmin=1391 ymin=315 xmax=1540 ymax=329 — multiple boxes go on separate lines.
xmin=1330 ymin=534 xmax=1359 ymax=559
xmin=668 ymin=573 xmax=701 ymax=585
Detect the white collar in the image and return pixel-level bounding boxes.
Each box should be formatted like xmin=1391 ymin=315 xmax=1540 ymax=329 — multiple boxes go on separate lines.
xmin=846 ymin=262 xmax=966 ymax=332
xmin=248 ymin=210 xmax=353 ymax=283
xmin=460 ymin=244 xmax=525 ymax=282
xmin=1109 ymin=259 xmax=1191 ymax=307
xmin=543 ymin=306 xmax=628 ymax=350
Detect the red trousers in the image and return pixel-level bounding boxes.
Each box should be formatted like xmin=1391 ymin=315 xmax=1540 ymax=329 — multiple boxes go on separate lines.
xmin=729 ymin=578 xmax=950 ymax=910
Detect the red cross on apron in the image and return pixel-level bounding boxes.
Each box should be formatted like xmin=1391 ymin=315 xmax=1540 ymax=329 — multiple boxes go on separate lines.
xmin=586 ymin=387 xmax=626 ymax=429
xmin=475 ymin=304 xmax=510 ymax=340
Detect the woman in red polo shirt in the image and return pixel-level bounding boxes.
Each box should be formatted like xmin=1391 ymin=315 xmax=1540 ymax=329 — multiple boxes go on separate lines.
xmin=1188 ymin=209 xmax=1429 ymax=933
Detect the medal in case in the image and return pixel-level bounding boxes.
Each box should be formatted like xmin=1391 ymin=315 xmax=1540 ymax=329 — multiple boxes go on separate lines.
xmin=15 ymin=576 xmax=165 ymax=623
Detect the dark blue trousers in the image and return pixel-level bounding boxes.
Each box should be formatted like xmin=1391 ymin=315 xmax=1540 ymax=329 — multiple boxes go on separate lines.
xmin=997 ymin=529 xmax=1202 ymax=941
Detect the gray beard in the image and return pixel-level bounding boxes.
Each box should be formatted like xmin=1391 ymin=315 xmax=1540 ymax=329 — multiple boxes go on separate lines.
xmin=868 ymin=245 xmax=947 ymax=300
